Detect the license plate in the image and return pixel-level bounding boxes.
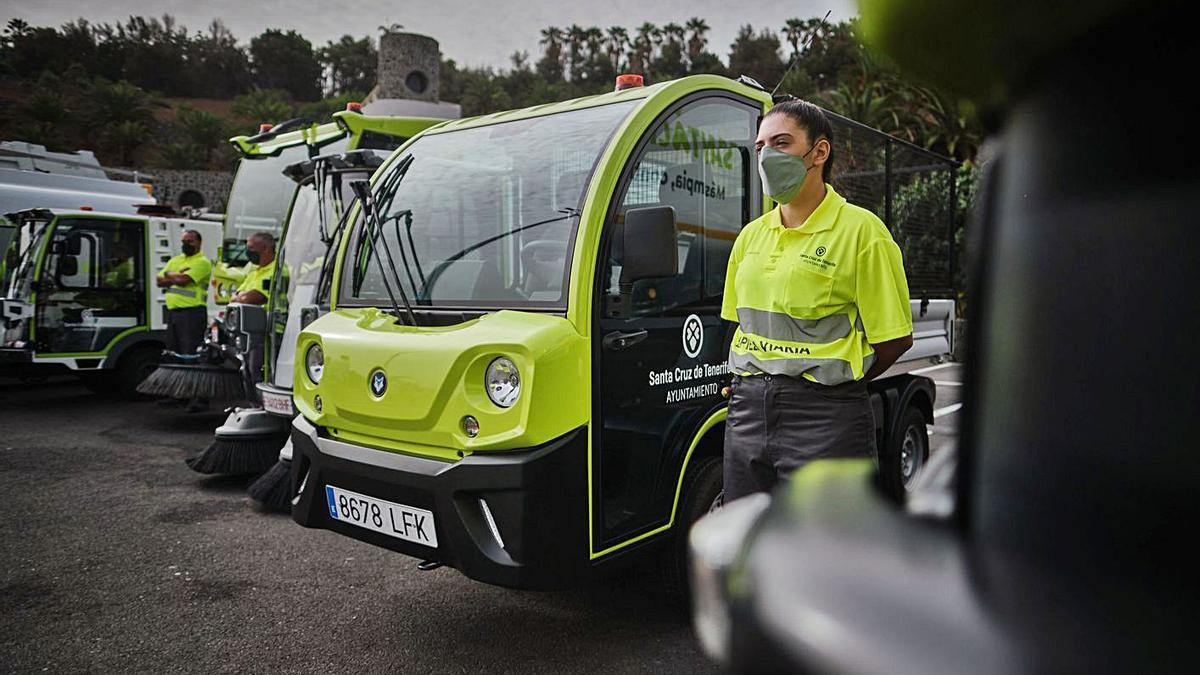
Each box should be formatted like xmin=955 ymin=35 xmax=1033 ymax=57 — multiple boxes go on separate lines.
xmin=261 ymin=390 xmax=293 ymax=416
xmin=325 ymin=485 xmax=438 ymax=548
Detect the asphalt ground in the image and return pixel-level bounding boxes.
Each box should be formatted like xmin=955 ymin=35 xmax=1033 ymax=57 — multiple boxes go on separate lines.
xmin=0 ymin=380 xmax=712 ymax=674
xmin=0 ymin=365 xmax=965 ymax=673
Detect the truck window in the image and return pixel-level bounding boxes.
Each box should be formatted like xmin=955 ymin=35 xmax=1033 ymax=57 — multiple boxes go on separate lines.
xmin=341 ymin=101 xmax=638 ymax=309
xmin=604 ymin=97 xmax=757 ymax=318
xmin=36 ymin=217 xmax=145 ymax=353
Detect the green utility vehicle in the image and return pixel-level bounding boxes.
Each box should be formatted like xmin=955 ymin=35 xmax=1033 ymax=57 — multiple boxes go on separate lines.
xmin=195 ymin=150 xmax=387 ymax=477
xmin=288 ymin=74 xmax=956 ymax=590
xmin=193 ymin=112 xmax=442 ymax=479
xmin=0 ymin=207 xmax=221 ymax=393
xmin=213 ymin=108 xmax=440 ymax=305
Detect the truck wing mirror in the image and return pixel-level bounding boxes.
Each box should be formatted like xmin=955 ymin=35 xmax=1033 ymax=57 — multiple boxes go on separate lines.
xmin=56 ymin=255 xmax=78 ymax=279
xmin=618 ymin=206 xmax=678 ymax=288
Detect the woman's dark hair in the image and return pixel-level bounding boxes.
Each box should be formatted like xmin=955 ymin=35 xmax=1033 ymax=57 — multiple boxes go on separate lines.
xmin=765 ymin=99 xmax=836 ymax=182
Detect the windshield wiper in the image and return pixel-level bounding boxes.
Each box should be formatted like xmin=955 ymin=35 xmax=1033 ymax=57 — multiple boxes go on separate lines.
xmin=421 ymin=208 xmax=581 ymax=301
xmin=350 ymin=164 xmax=419 ymax=326
xmin=312 ymin=160 xmax=331 ymax=244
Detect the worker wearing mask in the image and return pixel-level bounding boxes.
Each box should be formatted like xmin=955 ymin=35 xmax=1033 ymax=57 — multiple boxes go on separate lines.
xmin=721 ymin=99 xmax=914 ymax=502
xmin=230 ymin=231 xmax=276 ymax=384
xmin=156 ymin=229 xmax=212 ymax=410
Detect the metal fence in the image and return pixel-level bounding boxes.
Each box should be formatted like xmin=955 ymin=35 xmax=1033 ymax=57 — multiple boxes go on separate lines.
xmin=824 ymin=110 xmax=959 ymax=295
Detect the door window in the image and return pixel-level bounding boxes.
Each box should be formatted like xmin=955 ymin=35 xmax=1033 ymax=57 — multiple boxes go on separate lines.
xmin=36 ymin=218 xmax=145 ymax=353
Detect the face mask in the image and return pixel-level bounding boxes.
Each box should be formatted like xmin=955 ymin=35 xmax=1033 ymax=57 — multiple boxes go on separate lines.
xmin=758 ymin=142 xmax=820 ymax=204
xmin=246 ymin=249 xmax=261 ymax=265
xmin=181 ymin=243 xmax=197 ymax=256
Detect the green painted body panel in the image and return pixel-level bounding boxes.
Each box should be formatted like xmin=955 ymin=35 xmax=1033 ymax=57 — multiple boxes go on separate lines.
xmin=294 ymin=308 xmax=588 ymax=455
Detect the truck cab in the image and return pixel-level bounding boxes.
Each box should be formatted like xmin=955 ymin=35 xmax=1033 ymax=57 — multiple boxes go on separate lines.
xmin=287 ymin=75 xmax=955 ymax=590
xmin=213 ymin=110 xmax=442 ymax=306
xmin=1 ymin=207 xmax=221 ymax=393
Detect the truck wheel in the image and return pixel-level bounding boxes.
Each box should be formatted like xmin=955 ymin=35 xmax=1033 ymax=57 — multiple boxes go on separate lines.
xmin=884 ymin=406 xmax=929 ymax=495
xmin=662 ymin=454 xmax=723 ymax=606
xmin=116 ymin=347 xmax=162 ymax=398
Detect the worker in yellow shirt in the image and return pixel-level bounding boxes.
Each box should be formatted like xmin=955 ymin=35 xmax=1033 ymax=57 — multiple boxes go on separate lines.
xmin=157 ymin=229 xmax=212 ymax=355
xmin=230 ymin=231 xmax=276 ymax=383
xmin=722 ymin=99 xmax=914 ymax=501
xmin=157 ymin=229 xmax=213 ymax=410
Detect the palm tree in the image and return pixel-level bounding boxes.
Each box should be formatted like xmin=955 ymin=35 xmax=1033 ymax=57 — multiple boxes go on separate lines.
xmin=584 ymin=27 xmax=604 ymax=75
xmin=565 ymin=24 xmax=586 ymax=81
xmin=606 ymin=26 xmax=628 ymax=72
xmin=630 ymin=22 xmax=659 ymax=76
xmin=782 ymin=18 xmax=806 ymax=59
xmin=539 ymin=26 xmax=565 ymax=81
xmin=685 ymin=17 xmax=710 ymax=64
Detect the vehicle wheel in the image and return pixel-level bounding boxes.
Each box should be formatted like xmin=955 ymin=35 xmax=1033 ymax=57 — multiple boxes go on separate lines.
xmin=661 ymin=454 xmax=723 ymax=607
xmin=883 ymin=406 xmax=929 ymax=496
xmin=114 ymin=343 xmax=163 ymax=396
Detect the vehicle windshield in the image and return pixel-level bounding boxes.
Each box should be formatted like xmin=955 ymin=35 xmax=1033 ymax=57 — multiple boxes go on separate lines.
xmin=223 ymin=139 xmax=347 ymax=264
xmin=2 ymin=214 xmax=51 ymax=299
xmin=267 ymin=164 xmax=367 ymax=388
xmin=341 ymin=101 xmax=638 ymax=310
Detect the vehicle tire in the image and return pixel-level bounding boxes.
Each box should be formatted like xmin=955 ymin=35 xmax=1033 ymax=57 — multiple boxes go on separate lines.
xmin=114 ymin=343 xmax=163 ymax=396
xmin=661 ymin=454 xmax=723 ymax=607
xmin=883 ymin=405 xmax=929 ymax=496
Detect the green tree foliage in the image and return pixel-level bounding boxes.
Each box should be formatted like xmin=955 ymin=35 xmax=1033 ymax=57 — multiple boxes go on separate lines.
xmin=249 ymin=29 xmax=322 ymax=101
xmin=319 ymin=35 xmax=377 ymax=97
xmin=175 ymin=105 xmax=228 ymax=164
xmin=232 ymin=89 xmax=296 ymax=126
xmin=727 ymin=25 xmax=785 ymax=90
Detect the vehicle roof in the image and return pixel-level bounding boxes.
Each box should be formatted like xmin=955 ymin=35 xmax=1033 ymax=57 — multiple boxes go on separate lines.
xmin=6 ymin=207 xmax=216 ymax=226
xmin=423 ymin=74 xmax=773 ymax=135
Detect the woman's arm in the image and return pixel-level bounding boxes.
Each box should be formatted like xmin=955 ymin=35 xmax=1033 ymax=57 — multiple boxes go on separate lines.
xmin=864 ymin=334 xmax=914 ymax=381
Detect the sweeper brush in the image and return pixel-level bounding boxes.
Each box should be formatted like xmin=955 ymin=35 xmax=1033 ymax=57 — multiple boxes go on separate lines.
xmin=247 ymin=458 xmax=293 ymax=511
xmin=185 ymin=407 xmax=289 ymax=475
xmin=136 ymin=362 xmax=244 ymax=400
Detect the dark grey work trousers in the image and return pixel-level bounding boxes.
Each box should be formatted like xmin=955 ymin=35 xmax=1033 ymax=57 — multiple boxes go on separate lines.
xmin=723 ymin=373 xmax=877 ymax=502
xmin=164 ymin=306 xmax=207 ymax=355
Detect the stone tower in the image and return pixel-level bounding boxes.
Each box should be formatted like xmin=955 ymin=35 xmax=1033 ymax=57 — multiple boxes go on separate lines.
xmin=366 ymin=31 xmax=460 ymax=119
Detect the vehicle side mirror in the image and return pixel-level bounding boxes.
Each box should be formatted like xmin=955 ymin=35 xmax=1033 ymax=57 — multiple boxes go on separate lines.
xmin=618 ymin=206 xmax=678 ymax=289
xmin=56 ymin=255 xmax=78 ymax=279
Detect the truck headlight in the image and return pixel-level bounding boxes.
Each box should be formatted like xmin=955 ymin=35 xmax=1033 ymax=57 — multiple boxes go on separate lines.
xmin=485 ymin=357 xmax=520 ymax=408
xmin=689 ymin=492 xmax=771 ymax=667
xmin=305 ymin=343 xmax=324 ymax=384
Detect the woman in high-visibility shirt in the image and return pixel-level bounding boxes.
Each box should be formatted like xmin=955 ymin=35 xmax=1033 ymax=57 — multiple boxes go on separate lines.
xmin=721 ymin=100 xmax=914 ymax=501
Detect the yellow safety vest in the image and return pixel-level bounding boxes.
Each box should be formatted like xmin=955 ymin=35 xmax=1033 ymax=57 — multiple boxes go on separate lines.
xmin=721 ymin=185 xmax=913 ymax=385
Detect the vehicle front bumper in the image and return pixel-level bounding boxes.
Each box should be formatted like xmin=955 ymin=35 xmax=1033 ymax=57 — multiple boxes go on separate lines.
xmin=289 ymin=416 xmax=590 ymax=589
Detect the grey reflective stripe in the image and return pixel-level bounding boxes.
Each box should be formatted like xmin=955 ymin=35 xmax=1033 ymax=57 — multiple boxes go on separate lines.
xmin=165 ymin=287 xmax=199 ymax=298
xmin=728 ymin=350 xmax=858 ymax=386
xmin=736 ymin=307 xmax=852 ymax=345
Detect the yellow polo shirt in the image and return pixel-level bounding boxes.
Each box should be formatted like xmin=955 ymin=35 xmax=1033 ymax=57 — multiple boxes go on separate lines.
xmin=722 ymin=185 xmax=912 ymax=385
xmin=237 ymin=262 xmax=274 ymax=298
xmin=158 ymin=252 xmax=212 ymax=310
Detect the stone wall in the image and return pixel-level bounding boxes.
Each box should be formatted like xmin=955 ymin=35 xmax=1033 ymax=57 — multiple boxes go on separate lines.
xmin=112 ymin=167 xmax=234 ymax=214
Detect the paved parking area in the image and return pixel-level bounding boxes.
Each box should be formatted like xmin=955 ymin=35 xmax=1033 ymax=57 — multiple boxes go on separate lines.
xmin=0 ymin=365 xmax=965 ymax=673
xmin=0 ymin=380 xmax=712 ymax=674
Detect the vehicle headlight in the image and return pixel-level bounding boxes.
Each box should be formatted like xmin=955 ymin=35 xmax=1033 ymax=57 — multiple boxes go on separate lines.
xmin=305 ymin=343 xmax=324 ymax=384
xmin=224 ymin=306 xmax=240 ymax=332
xmin=485 ymin=357 xmax=520 ymax=408
xmin=689 ymin=492 xmax=771 ymax=667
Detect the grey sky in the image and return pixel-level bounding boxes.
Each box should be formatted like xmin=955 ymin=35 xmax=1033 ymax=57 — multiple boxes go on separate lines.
xmin=2 ymin=0 xmax=857 ymax=70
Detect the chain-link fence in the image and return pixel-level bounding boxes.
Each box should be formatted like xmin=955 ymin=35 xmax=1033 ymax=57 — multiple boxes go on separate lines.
xmin=824 ymin=110 xmax=959 ymax=295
